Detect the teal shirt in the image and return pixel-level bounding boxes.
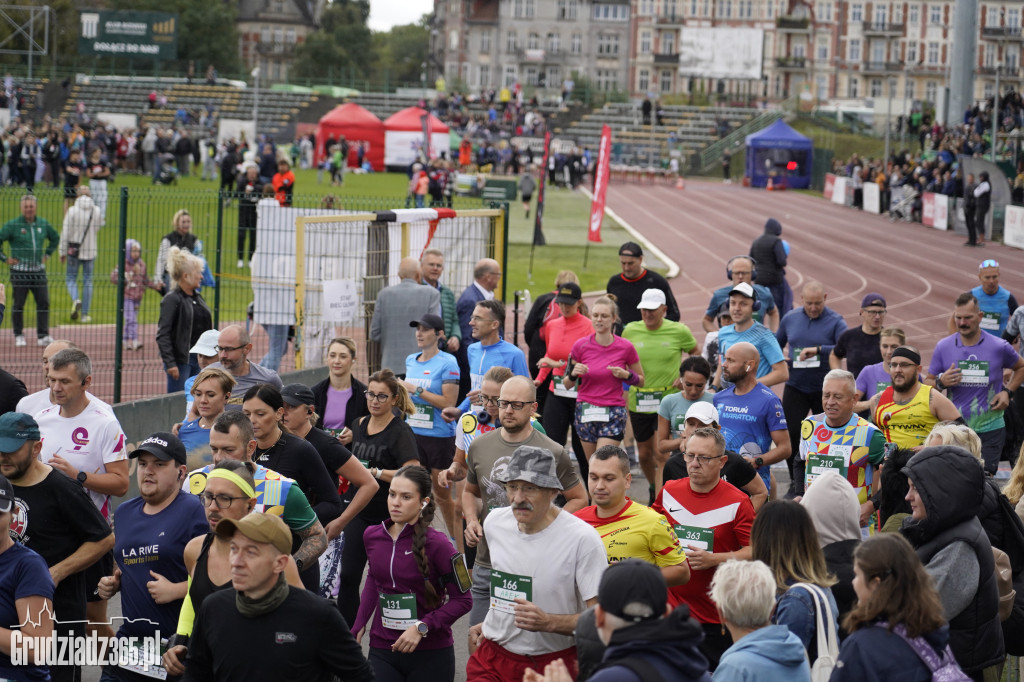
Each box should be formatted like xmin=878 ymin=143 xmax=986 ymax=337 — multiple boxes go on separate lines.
xmin=0 ymin=215 xmax=59 ymax=268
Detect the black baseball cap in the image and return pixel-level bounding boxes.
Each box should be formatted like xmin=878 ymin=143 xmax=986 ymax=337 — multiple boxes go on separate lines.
xmin=618 ymin=241 xmax=643 ymax=258
xmin=0 ymin=473 xmax=14 ymax=513
xmin=409 ymin=314 xmax=445 ymax=332
xmin=554 ymin=282 xmax=582 ymax=304
xmin=129 ymin=432 xmax=187 ymax=466
xmin=598 ymin=559 xmax=667 ymax=623
xmin=281 ymin=383 xmax=315 ymax=407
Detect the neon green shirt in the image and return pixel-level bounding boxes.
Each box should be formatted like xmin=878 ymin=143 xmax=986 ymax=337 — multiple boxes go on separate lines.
xmin=622 ymin=319 xmax=697 ymax=412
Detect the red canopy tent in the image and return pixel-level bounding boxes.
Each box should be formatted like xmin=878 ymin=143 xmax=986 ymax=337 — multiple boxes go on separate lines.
xmin=315 ymin=102 xmax=385 ymax=171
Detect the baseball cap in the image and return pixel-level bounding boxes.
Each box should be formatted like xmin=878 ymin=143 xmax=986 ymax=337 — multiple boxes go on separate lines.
xmin=189 ymin=329 xmax=220 ymax=357
xmin=636 ymin=289 xmax=667 ymax=310
xmin=0 ymin=412 xmax=41 ymax=453
xmin=0 ymin=474 xmax=14 ymax=513
xmin=860 ymin=293 xmax=886 ymax=309
xmin=129 ymin=432 xmax=187 ymax=466
xmin=496 ymin=445 xmax=562 ymax=490
xmin=281 ymin=383 xmax=315 ymax=407
xmin=730 ymin=282 xmax=755 ymax=299
xmin=618 ymin=241 xmax=643 ymax=258
xmin=598 ymin=559 xmax=667 ymax=623
xmin=215 ymin=512 xmax=292 ymax=555
xmin=685 ymin=402 xmax=720 ymax=426
xmin=554 ymin=282 xmax=582 ymax=305
xmin=409 ymin=314 xmax=445 ymax=332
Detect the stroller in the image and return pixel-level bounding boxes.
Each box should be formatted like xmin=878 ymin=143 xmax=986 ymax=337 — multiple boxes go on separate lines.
xmin=155 ymin=153 xmax=178 ymax=185
xmin=889 ymin=184 xmax=917 ymax=222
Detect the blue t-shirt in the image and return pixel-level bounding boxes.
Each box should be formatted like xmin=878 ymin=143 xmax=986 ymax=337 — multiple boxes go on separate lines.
xmin=113 ymin=492 xmax=208 ymax=639
xmin=928 ymin=332 xmax=1021 ymax=433
xmin=972 ymin=285 xmax=1016 ymax=337
xmin=178 ymin=418 xmax=212 ymax=468
xmin=405 ymin=350 xmax=460 ymax=438
xmin=183 ymin=374 xmax=198 ymax=419
xmin=0 ymin=543 xmax=53 ymax=681
xmin=457 ymin=339 xmax=531 ymax=412
xmin=717 ymin=322 xmax=787 ymax=379
xmin=714 ymin=383 xmax=787 ymax=485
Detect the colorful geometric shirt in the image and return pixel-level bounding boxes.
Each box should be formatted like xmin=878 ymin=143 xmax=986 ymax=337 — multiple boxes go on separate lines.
xmin=799 ymin=412 xmax=886 ymax=504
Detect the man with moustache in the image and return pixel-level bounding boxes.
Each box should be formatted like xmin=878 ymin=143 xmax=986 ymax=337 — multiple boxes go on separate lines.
xmin=869 ymin=345 xmax=961 ymax=449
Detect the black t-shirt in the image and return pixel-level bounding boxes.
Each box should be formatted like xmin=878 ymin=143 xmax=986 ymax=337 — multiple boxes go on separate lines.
xmin=187 ymin=292 xmax=213 ymax=346
xmin=605 ymin=269 xmax=680 ymax=328
xmin=349 ymin=416 xmax=419 ymax=522
xmin=663 ymin=449 xmax=757 ymax=492
xmin=0 ymin=368 xmax=28 ymax=415
xmin=304 ymin=426 xmax=353 ymax=483
xmin=254 ymin=432 xmax=341 ymax=525
xmin=10 ymin=470 xmax=112 ymax=626
xmin=64 ymin=160 xmax=84 ymax=189
xmin=832 ymin=327 xmax=883 ymax=378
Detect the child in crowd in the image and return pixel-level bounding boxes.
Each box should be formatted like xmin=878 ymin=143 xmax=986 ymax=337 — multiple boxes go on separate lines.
xmin=111 ymin=239 xmax=159 ymax=351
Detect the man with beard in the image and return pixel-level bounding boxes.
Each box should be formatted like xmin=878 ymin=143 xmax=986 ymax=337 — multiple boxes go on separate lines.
xmin=869 ymin=345 xmax=961 ymax=448
xmin=461 ymin=376 xmax=587 ymax=643
xmin=205 ymin=325 xmax=282 ymax=408
xmin=712 ymin=342 xmax=790 ymax=494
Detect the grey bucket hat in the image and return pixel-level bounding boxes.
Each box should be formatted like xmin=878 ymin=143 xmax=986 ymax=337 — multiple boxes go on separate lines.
xmin=496 ymin=445 xmax=562 ymax=490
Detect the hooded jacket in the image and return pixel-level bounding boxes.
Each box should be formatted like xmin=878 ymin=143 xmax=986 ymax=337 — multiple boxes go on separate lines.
xmin=801 ymin=470 xmax=861 ymax=623
xmin=900 ymin=446 xmax=1004 ymax=674
xmin=833 ymin=622 xmax=950 ymax=682
xmin=713 ymin=625 xmax=811 ymax=682
xmin=588 ymin=605 xmax=711 ymax=682
xmin=59 ymin=194 xmax=102 ymax=261
xmin=748 ymin=218 xmax=787 ymax=286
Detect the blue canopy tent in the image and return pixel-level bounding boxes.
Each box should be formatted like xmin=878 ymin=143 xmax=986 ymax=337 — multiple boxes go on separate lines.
xmin=745 ymin=119 xmax=813 ymax=189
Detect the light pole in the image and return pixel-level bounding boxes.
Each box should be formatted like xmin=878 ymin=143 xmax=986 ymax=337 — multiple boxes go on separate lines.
xmin=884 ymin=75 xmax=893 ymax=163
xmin=993 ymin=9 xmax=1005 ymax=164
xmin=252 ymin=67 xmax=260 ymax=136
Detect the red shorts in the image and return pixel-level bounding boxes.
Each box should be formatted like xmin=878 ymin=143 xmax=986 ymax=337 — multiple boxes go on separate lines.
xmin=466 ymin=639 xmax=577 ymax=681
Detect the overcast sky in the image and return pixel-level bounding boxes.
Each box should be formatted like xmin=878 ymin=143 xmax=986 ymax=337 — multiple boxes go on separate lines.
xmin=369 ymin=0 xmax=433 ymax=31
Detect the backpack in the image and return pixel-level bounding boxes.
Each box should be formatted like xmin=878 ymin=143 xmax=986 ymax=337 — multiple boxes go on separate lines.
xmin=875 ymin=622 xmax=971 ymax=681
xmin=791 ymin=583 xmax=839 ymax=682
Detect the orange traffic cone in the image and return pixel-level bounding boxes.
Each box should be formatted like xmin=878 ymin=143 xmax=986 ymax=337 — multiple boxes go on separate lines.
xmin=766 ymin=178 xmax=774 ymax=191
xmin=676 ymin=176 xmax=685 ymax=190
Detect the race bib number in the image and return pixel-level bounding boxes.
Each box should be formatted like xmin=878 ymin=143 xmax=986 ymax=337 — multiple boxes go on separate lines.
xmin=673 ymin=524 xmax=714 ymax=552
xmin=379 ymin=592 xmax=418 ymax=630
xmin=981 ymin=312 xmax=1001 ymax=331
xmin=806 ymin=452 xmax=847 ymax=483
xmin=958 ymin=360 xmax=990 ymax=387
xmin=119 ymin=645 xmax=168 ymax=680
xmin=671 ymin=413 xmax=687 ymax=438
xmin=635 ymin=389 xmax=664 ymax=413
xmin=552 ymin=375 xmax=578 ymax=398
xmin=792 ymin=348 xmax=821 ymax=369
xmin=408 ymin=404 xmax=435 ymax=429
xmin=490 ymin=569 xmax=533 ymax=614
xmin=580 ymin=403 xmax=611 ymax=423
xmin=358 ymin=459 xmax=370 ymax=467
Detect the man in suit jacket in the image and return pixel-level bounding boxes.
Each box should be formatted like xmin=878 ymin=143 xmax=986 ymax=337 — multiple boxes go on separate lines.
xmin=370 ymin=257 xmax=441 ymax=375
xmin=455 ymin=258 xmax=502 ymax=398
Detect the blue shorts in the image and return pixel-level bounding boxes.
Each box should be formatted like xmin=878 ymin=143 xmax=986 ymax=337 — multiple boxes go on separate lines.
xmin=574 ymin=403 xmax=627 ymax=443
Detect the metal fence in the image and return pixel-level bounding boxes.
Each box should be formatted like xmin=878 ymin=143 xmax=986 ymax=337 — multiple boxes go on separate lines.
xmin=0 ymin=186 xmax=506 ymax=404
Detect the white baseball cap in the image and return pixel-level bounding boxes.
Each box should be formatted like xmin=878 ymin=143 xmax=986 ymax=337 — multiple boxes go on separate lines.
xmin=684 ymin=401 xmax=719 ymax=425
xmin=730 ymin=282 xmax=756 ymax=299
xmin=636 ymin=289 xmax=667 ymax=310
xmin=189 ymin=329 xmax=220 ymax=357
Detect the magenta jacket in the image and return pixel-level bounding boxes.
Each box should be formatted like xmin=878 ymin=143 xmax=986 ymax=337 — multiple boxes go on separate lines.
xmin=351 ymin=521 xmax=471 ymax=651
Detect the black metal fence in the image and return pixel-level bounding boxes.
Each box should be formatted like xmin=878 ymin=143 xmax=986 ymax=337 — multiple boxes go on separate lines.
xmin=0 ymin=187 xmax=506 ymax=404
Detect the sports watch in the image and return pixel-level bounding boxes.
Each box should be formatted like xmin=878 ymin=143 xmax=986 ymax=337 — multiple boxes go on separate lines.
xmin=415 ymin=386 xmax=425 ymax=397
xmin=77 ymin=471 xmax=88 ymax=484
xmin=753 ymin=457 xmax=764 ymax=469
xmin=414 ymin=620 xmax=429 ymax=636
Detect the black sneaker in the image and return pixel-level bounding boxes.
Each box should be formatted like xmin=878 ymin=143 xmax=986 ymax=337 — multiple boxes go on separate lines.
xmin=71 ymin=299 xmax=81 ymax=321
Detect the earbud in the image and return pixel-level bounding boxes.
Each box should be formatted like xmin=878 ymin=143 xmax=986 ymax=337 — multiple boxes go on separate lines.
xmin=307 ymin=408 xmax=313 ymax=416
xmin=421 ymin=501 xmax=428 ymax=509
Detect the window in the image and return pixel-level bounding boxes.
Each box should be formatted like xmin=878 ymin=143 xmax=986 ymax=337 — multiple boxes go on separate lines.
xmin=556 ymin=0 xmax=579 ymax=19
xmin=825 ymin=1 xmax=832 ymax=20
xmin=742 ymin=1 xmax=753 ymax=18
xmin=545 ymin=67 xmax=560 ymax=86
xmin=660 ymin=70 xmax=673 ymax=92
xmin=596 ymin=69 xmax=619 ymax=91
xmin=481 ymin=31 xmax=491 ymax=52
xmin=593 ymin=4 xmax=628 ymax=20
xmin=874 ymin=5 xmax=887 ymax=23
xmin=724 ymin=0 xmax=732 ymax=17
xmin=984 ymin=82 xmax=994 ymax=99
xmin=909 ymin=4 xmax=919 ymax=23
xmin=906 ymin=40 xmax=917 ymax=62
xmin=261 ymin=25 xmax=271 ymax=43
xmin=848 ymin=76 xmax=859 ymax=97
xmin=816 ymin=74 xmax=828 ymax=99
xmin=793 ymin=42 xmax=806 ymax=57
xmin=568 ymin=0 xmax=579 ymax=19
xmin=927 ymin=40 xmax=938 ymax=64
xmin=525 ymin=0 xmax=535 ymax=18
xmin=528 ymin=32 xmax=540 ymax=49
xmin=929 ymin=4 xmax=940 ymax=24
xmin=503 ymin=65 xmax=517 ymax=87
xmin=872 ymin=42 xmax=885 ymax=62
xmin=640 ymin=31 xmax=652 ymax=54
xmin=547 ymin=33 xmax=560 ymax=53
xmin=480 ymin=65 xmax=490 ymax=87
xmin=851 ymin=3 xmax=863 ymax=21
xmin=598 ymin=34 xmax=620 ymax=55
xmin=925 ymin=80 xmax=937 ymax=103
xmin=691 ymin=0 xmax=698 ymax=15
xmin=1009 ymin=9 xmax=1021 ymax=28
xmin=703 ymin=0 xmax=710 ymax=17
xmin=506 ymin=31 xmax=517 ymax=52
xmin=285 ymin=28 xmax=295 ymax=44
xmin=984 ymin=43 xmax=995 ymax=67
xmin=525 ymin=66 xmax=538 ymax=86
xmin=272 ymin=61 xmax=281 ymax=81
xmin=661 ymin=31 xmax=675 ymax=54
xmin=904 ymin=78 xmax=914 ymax=99
xmin=462 ymin=63 xmax=470 ymax=83
xmin=871 ymin=78 xmax=883 ymax=96
xmin=889 ymin=78 xmax=897 ymax=97
xmin=666 ymin=0 xmax=678 ymax=16
xmin=449 ymin=29 xmax=459 ymax=50
xmin=1008 ymin=48 xmax=1019 ymax=70
xmin=273 ymin=27 xmax=283 ymax=47
xmin=571 ymin=33 xmax=582 ymax=53
xmin=849 ymin=38 xmax=861 ymax=61
xmin=447 ymin=61 xmax=458 ymax=78
xmin=638 ymin=68 xmax=650 ymax=91
xmin=986 ymin=7 xmax=997 ymax=27
xmin=640 ymin=0 xmax=654 ymax=14
xmin=767 ymin=0 xmax=774 ymax=17
xmin=513 ymin=0 xmax=523 ymax=17
xmin=817 ymin=38 xmax=829 ymax=59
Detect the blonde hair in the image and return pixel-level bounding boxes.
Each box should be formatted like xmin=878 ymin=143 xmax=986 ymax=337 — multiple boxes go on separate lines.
xmin=168 ymin=246 xmax=203 ymax=288
xmin=926 ymin=422 xmax=982 ymax=462
xmin=1005 ymin=446 xmax=1024 ymax=506
xmin=191 ymin=367 xmax=236 ymax=396
xmin=554 ymin=270 xmax=580 ymax=288
xmin=172 ymin=209 xmax=191 ymax=230
xmin=592 ymin=294 xmax=619 ymax=324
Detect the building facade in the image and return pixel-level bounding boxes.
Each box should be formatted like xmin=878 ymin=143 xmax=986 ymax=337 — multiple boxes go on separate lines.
xmin=236 ymin=0 xmax=324 ymax=83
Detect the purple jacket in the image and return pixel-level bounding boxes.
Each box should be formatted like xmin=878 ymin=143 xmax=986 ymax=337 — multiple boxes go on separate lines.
xmin=352 ymin=521 xmax=472 ymax=650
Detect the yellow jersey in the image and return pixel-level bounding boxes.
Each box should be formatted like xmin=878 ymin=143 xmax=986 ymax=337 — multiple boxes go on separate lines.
xmin=874 ymin=383 xmax=939 ymax=448
xmin=574 ymin=498 xmax=686 ymax=566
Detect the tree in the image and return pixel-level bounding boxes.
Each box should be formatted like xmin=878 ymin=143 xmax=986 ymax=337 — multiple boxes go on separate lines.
xmin=370 ymin=20 xmax=429 ymax=86
xmin=292 ymin=0 xmax=372 ymax=83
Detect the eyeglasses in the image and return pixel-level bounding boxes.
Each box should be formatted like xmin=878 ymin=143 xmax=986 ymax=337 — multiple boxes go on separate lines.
xmin=480 ymin=394 xmax=501 ymax=405
xmin=215 ymin=344 xmax=247 ymax=353
xmin=862 ymin=309 xmax=887 ymax=317
xmin=504 ymin=483 xmax=541 ymax=496
xmin=199 ymin=492 xmax=248 ymax=509
xmin=682 ymin=452 xmax=724 ymax=464
xmin=889 ymin=361 xmax=917 ymax=370
xmin=365 ymin=390 xmax=393 ymax=403
xmin=497 ymin=400 xmax=531 ymax=411
xmin=980 ymin=259 xmax=999 ymax=269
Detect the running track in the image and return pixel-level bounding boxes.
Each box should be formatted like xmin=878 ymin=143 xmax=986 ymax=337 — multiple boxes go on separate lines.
xmin=604 ymin=179 xmax=1024 ymax=368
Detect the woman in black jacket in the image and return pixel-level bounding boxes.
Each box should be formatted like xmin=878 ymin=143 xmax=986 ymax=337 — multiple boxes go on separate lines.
xmin=311 ymin=337 xmax=369 ymax=445
xmin=156 ymin=246 xmax=212 ymax=393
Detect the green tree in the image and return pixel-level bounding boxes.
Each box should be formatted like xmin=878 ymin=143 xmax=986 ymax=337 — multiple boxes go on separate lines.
xmin=292 ymin=0 xmax=372 ymax=83
xmin=370 ymin=20 xmax=428 ymax=86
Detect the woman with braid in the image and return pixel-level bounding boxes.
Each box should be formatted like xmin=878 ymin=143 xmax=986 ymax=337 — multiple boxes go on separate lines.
xmin=351 ymin=465 xmax=472 ymax=682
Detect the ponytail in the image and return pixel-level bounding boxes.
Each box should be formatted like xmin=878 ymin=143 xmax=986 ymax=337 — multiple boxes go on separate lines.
xmin=395 ymin=465 xmax=441 ymax=609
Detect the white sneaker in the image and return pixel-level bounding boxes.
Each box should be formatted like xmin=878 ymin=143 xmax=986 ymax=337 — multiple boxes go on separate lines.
xmin=131 ymin=340 xmax=143 ymax=351
xmin=14 ymin=335 xmax=26 ymax=347
xmin=37 ymin=335 xmax=53 ymax=346
xmin=237 ymin=259 xmax=245 ymax=268
xmin=80 ymin=315 xmax=92 ymax=323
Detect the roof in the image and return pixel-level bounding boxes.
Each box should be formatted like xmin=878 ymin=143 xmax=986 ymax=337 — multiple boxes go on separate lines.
xmin=383 ymin=106 xmax=450 ymax=132
xmin=745 ymin=119 xmax=812 ymax=148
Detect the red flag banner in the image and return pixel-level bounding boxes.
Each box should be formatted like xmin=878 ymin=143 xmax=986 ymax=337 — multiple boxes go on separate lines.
xmin=533 ymin=131 xmax=551 ymax=246
xmin=588 ymin=124 xmax=612 ymax=243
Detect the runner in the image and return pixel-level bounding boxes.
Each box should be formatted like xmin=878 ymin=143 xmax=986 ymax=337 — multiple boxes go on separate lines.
xmin=869 ymin=346 xmax=961 ymax=448
xmin=830 ymin=293 xmax=887 ymax=378
xmin=712 ymin=283 xmax=788 ymax=389
xmin=853 ymin=327 xmax=906 ymax=410
xmin=178 ymin=368 xmax=234 ymax=469
xmin=606 ymin=242 xmax=679 ymax=328
xmin=311 ymin=336 xmax=369 ymax=444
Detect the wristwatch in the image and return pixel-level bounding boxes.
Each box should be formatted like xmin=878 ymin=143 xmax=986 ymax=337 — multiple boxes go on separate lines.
xmin=414 ymin=620 xmax=429 ymax=637
xmin=753 ymin=456 xmax=764 ymax=469
xmin=415 ymin=386 xmax=424 ymax=397
xmin=76 ymin=471 xmax=88 ymax=484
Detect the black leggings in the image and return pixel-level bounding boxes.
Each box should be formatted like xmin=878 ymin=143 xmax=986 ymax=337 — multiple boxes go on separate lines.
xmin=368 ymin=644 xmax=456 ymax=682
xmin=541 ymin=393 xmax=587 ymax=480
xmin=237 ymin=223 xmax=256 ymax=261
xmin=337 ymin=514 xmax=379 ymax=626
xmin=782 ymin=384 xmax=822 ymax=487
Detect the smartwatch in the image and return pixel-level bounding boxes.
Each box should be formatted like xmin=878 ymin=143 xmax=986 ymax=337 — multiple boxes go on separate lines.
xmin=415 ymin=386 xmax=425 ymax=397
xmin=753 ymin=456 xmax=764 ymax=469
xmin=77 ymin=471 xmax=88 ymax=484
xmin=295 ymin=558 xmax=304 ymax=572
xmin=414 ymin=620 xmax=429 ymax=637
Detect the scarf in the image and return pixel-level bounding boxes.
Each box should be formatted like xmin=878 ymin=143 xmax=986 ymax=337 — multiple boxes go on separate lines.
xmin=235 ymin=572 xmax=289 ymax=618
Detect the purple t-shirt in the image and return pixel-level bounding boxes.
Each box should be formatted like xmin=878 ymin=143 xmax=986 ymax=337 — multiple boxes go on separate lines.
xmin=323 ymin=385 xmax=353 ymax=431
xmin=856 ymin=362 xmax=891 ymax=400
xmin=928 ymin=333 xmax=1021 ymax=433
xmin=570 ymin=334 xmax=640 ymax=407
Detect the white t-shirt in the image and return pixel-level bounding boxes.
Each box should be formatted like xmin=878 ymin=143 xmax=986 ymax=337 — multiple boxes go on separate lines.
xmin=482 ymin=507 xmax=606 ymax=655
xmin=16 ymin=389 xmax=113 ymax=418
xmin=35 ymin=402 xmax=127 ymax=519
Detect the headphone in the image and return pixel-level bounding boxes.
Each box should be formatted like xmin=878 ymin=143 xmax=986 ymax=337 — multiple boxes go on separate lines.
xmin=726 ymin=255 xmax=758 ymax=282
xmin=728 ymin=289 xmax=762 ymax=313
xmin=478 ymin=411 xmax=492 ymax=425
